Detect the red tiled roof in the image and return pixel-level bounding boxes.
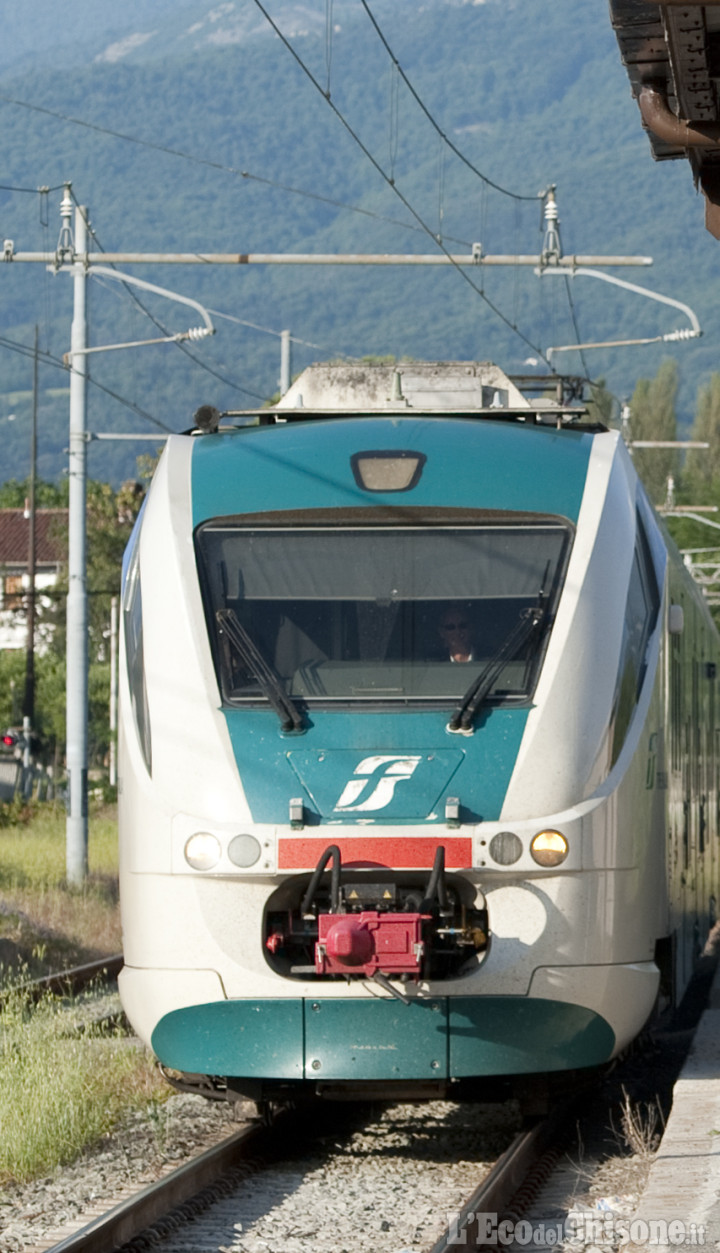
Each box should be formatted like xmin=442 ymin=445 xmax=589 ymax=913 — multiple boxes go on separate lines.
xmin=0 ymin=509 xmax=66 ymax=566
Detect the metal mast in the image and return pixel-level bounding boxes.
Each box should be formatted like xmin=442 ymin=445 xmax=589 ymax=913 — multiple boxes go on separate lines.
xmin=65 ymin=192 xmax=89 ymax=885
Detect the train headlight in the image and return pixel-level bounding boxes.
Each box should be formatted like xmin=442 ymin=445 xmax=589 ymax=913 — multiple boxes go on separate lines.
xmin=228 ymin=834 xmax=262 ymax=868
xmin=530 ymin=830 xmax=568 ymax=867
xmin=489 ymin=831 xmax=523 ymax=865
xmin=185 ymin=832 xmax=221 ymax=871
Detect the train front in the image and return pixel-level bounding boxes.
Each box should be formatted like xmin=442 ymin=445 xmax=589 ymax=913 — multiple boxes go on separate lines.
xmin=118 ymin=364 xmax=668 ymax=1104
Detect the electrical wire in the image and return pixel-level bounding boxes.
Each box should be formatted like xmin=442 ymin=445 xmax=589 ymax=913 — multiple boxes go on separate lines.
xmin=249 ymin=0 xmax=551 ymax=364
xmin=0 ymin=91 xmax=471 ymax=246
xmin=69 ymin=190 xmax=271 ymax=402
xmin=563 ymin=274 xmax=590 ymax=379
xmin=0 ymin=332 xmax=175 ymax=432
xmin=358 ymin=0 xmax=541 ymax=203
xmin=0 ymin=181 xmax=66 ymax=195
xmin=206 ymin=307 xmax=333 ymax=353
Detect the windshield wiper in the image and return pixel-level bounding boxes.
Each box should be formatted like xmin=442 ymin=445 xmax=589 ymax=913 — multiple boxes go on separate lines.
xmin=447 ymin=600 xmax=546 ymax=734
xmin=216 ymin=608 xmax=304 ymax=733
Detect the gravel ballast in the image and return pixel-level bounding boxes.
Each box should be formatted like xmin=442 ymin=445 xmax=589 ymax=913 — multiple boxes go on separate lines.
xmin=0 ymin=1092 xmax=236 ymax=1252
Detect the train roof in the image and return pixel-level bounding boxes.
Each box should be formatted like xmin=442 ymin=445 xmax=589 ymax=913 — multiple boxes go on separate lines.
xmin=187 ymin=406 xmax=601 ymax=526
xmin=208 ymin=363 xmax=606 ymax=433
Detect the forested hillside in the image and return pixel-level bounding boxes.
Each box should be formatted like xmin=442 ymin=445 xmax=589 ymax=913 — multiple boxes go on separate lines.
xmin=0 ymin=0 xmax=718 ymax=483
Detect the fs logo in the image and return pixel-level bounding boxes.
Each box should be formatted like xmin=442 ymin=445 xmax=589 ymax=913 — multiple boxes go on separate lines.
xmin=334 ymin=755 xmax=422 ymax=813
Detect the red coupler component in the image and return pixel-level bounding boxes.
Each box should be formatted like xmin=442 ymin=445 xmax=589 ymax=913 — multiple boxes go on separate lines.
xmin=315 ymin=911 xmax=428 ymax=976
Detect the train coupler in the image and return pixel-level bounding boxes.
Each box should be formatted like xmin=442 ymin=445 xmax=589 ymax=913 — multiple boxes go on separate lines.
xmin=315 ymin=910 xmax=429 ymax=977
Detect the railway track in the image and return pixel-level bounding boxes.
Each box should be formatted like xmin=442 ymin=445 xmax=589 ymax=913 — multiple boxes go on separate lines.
xmin=42 ymin=1117 xmax=270 ymax=1253
xmin=429 ymin=1115 xmax=563 ymax=1253
xmin=36 ymin=1100 xmax=568 ymax=1253
xmin=17 ymin=965 xmax=708 ymax=1253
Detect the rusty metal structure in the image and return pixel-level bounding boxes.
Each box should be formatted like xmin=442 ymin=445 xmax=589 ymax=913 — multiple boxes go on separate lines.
xmin=609 ymin=0 xmax=720 ymax=236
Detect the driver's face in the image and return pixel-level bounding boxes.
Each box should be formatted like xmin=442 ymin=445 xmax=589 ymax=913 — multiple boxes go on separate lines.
xmin=439 ymin=614 xmax=471 ymax=649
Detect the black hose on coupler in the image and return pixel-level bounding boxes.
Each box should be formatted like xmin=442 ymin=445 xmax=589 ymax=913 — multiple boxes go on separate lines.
xmin=301 ymin=844 xmax=342 ymax=915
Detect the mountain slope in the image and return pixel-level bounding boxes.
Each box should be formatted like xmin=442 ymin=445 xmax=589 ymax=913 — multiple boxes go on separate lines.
xmin=0 ymin=0 xmax=716 ymax=483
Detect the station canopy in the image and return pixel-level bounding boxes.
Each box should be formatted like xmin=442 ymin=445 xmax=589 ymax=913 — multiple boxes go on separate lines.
xmin=609 ymin=0 xmax=720 ymax=238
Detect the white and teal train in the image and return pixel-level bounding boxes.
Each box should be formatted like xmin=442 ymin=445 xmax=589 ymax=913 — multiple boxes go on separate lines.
xmin=117 ymin=361 xmax=719 ymax=1107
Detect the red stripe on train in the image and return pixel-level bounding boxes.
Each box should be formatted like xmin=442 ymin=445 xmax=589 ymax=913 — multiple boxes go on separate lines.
xmin=277 ymin=836 xmax=473 ymax=870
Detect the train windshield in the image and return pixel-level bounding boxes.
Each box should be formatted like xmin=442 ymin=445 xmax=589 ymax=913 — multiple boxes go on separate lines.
xmin=195 ymin=522 xmax=571 ymax=709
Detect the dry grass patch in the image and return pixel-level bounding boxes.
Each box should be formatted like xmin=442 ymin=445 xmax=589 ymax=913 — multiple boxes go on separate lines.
xmin=566 ymin=1088 xmax=663 ymax=1224
xmin=0 ymin=800 xmax=120 ymax=980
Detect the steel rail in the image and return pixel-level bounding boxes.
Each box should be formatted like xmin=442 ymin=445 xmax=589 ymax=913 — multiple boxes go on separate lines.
xmin=44 ymin=1121 xmax=268 ymax=1253
xmin=2 ymin=953 xmax=123 ymax=1006
xmin=427 ymin=1116 xmax=558 ymax=1253
xmin=44 ymin=1107 xmax=547 ymax=1253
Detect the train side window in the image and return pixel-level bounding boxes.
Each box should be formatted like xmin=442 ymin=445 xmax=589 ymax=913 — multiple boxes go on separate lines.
xmin=670 ymin=616 xmax=683 ymax=773
xmin=610 ymin=512 xmax=661 ymax=765
xmin=121 ymin=537 xmax=152 ymax=775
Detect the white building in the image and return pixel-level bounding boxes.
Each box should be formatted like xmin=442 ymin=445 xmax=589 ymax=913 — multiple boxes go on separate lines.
xmin=0 ymin=509 xmax=66 ymax=650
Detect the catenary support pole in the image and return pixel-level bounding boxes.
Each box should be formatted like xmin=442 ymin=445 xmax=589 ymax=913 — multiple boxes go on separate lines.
xmin=23 ymin=324 xmax=38 ymax=748
xmin=66 ymin=201 xmax=89 ymax=886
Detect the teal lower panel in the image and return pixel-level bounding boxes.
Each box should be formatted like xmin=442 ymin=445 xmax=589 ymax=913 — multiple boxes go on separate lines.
xmin=304 ymin=997 xmax=447 ymax=1079
xmin=150 ymin=995 xmax=615 ymax=1080
xmin=449 ymin=997 xmax=616 ymax=1075
xmin=151 ymin=999 xmax=303 ymax=1078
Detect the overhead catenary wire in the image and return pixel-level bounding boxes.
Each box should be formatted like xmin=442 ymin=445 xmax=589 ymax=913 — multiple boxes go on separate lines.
xmin=68 ymin=189 xmax=270 ymax=403
xmin=358 ymin=0 xmax=541 ymax=203
xmin=0 ymin=54 xmax=651 ymax=384
xmin=248 ymin=0 xmax=552 ymax=365
xmin=0 ymin=91 xmax=472 ymax=247
xmin=562 ymin=274 xmax=590 ymax=379
xmin=0 ymin=332 xmax=175 ymax=432
xmin=207 ymin=307 xmax=334 ymax=354
xmin=2 ymin=181 xmax=269 ymax=407
xmin=0 ymin=181 xmax=66 ymax=195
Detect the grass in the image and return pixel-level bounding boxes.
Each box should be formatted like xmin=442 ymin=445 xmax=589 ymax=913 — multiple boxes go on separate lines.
xmin=0 ymin=797 xmax=169 ymax=1185
xmin=0 ymin=983 xmax=167 ymax=1184
xmin=0 ymin=798 xmax=121 ymax=981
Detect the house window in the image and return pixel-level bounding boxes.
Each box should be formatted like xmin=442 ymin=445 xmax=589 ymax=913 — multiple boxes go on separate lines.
xmin=2 ymin=575 xmax=24 ymax=611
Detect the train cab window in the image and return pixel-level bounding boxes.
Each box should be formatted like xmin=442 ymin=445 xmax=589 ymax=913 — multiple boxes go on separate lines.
xmin=610 ymin=512 xmax=661 ymax=764
xmin=195 ymin=520 xmax=571 ymax=711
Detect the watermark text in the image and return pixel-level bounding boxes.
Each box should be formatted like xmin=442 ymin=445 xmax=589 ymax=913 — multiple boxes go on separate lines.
xmin=445 ymin=1210 xmax=706 ymax=1246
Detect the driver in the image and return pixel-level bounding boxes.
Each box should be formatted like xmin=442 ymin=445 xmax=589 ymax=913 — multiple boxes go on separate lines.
xmin=437 ymin=605 xmax=475 ymax=663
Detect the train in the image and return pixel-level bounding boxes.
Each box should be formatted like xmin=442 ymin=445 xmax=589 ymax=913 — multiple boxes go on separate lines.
xmin=117 ymin=360 xmax=720 ymax=1110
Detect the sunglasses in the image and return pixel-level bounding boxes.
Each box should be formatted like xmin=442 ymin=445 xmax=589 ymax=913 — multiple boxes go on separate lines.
xmin=440 ymin=621 xmax=469 ymax=631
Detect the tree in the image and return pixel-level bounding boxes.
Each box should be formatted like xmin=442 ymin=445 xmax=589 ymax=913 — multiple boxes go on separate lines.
xmin=684 ymin=373 xmax=720 ymax=497
xmin=585 ymin=378 xmax=617 ymax=428
xmin=628 ymin=360 xmax=679 ymax=507
xmin=0 ymin=478 xmax=68 ymax=508
xmin=666 ymin=374 xmax=720 ymax=617
xmin=0 ymin=648 xmax=66 ymax=761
